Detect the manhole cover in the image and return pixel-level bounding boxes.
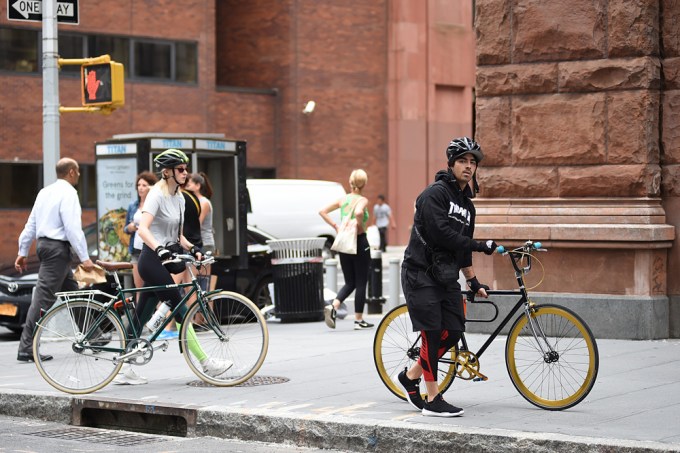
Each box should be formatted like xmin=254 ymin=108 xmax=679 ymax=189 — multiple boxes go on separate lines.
xmin=188 ymin=375 xmax=290 ymax=387
xmin=27 ymin=427 xmax=167 ymax=446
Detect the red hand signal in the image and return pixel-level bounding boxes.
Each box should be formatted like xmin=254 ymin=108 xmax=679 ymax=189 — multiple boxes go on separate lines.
xmin=86 ymin=70 xmax=102 ymax=100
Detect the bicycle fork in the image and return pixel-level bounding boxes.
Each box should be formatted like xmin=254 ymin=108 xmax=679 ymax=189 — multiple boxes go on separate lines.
xmin=523 ymin=303 xmax=559 ymax=363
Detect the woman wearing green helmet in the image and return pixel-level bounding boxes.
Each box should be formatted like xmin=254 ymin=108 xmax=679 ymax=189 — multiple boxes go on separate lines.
xmin=113 ymin=149 xmax=232 ymax=384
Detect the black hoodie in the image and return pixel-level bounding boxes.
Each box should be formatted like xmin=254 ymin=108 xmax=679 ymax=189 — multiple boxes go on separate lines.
xmin=403 ymin=169 xmax=478 ymax=277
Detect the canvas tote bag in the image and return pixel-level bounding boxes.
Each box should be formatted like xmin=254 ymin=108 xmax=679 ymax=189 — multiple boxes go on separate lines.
xmin=330 ymin=196 xmax=361 ymax=255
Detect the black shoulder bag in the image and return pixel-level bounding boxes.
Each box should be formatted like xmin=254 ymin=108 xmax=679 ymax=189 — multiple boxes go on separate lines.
xmin=413 ymin=225 xmax=458 ymax=286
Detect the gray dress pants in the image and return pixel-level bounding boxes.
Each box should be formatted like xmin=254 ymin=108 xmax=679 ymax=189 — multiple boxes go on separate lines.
xmin=18 ymin=238 xmax=78 ymax=354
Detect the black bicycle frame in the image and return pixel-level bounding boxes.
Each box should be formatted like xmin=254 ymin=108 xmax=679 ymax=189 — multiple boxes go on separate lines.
xmin=432 ymin=246 xmax=535 ymax=363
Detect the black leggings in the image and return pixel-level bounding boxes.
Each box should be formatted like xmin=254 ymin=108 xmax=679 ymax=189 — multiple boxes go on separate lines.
xmin=136 ymin=245 xmax=188 ymax=328
xmin=337 ymin=233 xmax=370 ymax=314
xmin=420 ymin=329 xmax=462 ymax=382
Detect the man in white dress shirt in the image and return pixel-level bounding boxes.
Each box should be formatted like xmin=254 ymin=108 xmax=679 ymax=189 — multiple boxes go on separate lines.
xmin=15 ymin=158 xmax=94 ymax=362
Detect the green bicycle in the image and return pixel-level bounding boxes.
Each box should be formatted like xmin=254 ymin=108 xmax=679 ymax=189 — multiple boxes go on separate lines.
xmin=32 ymin=253 xmax=269 ymax=394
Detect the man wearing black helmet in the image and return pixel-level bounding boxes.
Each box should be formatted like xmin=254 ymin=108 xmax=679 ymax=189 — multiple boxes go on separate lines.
xmin=397 ymin=137 xmax=497 ymax=417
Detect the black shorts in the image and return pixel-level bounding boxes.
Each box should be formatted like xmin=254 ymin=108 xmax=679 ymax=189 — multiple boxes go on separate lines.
xmin=401 ymin=267 xmax=465 ymax=332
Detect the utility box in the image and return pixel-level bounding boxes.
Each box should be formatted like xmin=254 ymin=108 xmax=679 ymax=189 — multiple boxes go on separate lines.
xmin=93 ymin=133 xmax=248 ymax=272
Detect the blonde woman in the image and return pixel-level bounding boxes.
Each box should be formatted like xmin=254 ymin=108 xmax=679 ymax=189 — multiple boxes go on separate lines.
xmin=319 ymin=169 xmax=373 ymax=330
xmin=114 ymin=149 xmax=232 ymax=384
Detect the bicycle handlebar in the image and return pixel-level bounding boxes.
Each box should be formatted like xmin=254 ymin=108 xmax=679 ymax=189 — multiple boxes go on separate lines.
xmin=164 ymin=253 xmax=216 ymax=267
xmin=496 ymin=240 xmax=545 ymax=255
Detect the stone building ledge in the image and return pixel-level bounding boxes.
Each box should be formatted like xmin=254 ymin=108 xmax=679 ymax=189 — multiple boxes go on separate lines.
xmin=474 ymin=198 xmax=675 ymax=248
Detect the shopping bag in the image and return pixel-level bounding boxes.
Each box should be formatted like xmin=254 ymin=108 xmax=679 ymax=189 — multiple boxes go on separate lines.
xmin=331 ymin=218 xmax=358 ymax=254
xmin=74 ymin=264 xmax=107 ymax=285
xmin=366 ymin=225 xmax=380 ymax=249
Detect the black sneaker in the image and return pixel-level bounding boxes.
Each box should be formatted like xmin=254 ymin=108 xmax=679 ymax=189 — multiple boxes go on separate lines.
xmin=397 ymin=369 xmax=424 ymax=410
xmin=422 ymin=394 xmax=464 ymax=417
xmin=353 ymin=320 xmax=374 ymax=330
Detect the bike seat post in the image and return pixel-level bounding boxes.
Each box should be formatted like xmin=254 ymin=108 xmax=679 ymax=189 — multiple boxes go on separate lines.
xmin=111 ymin=271 xmax=123 ymax=291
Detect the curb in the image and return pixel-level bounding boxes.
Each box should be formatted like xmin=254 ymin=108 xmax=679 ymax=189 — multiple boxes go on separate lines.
xmin=0 ymin=390 xmax=677 ymax=453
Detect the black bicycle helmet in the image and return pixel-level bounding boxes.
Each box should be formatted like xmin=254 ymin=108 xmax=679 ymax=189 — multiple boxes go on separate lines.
xmin=446 ymin=137 xmax=483 ymax=165
xmin=154 ymin=148 xmax=189 ymax=170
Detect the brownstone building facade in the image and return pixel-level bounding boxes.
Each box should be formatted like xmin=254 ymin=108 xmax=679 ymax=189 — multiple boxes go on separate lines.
xmin=473 ymin=0 xmax=678 ymax=338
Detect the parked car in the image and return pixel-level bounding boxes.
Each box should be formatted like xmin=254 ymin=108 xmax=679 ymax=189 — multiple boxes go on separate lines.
xmin=214 ymin=225 xmax=274 ymax=310
xmin=0 ymin=223 xmax=99 ymax=334
xmin=0 ymin=223 xmax=274 ymax=333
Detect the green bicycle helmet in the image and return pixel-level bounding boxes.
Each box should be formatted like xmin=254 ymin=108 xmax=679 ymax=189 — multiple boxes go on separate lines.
xmin=154 ymin=149 xmax=189 ymax=170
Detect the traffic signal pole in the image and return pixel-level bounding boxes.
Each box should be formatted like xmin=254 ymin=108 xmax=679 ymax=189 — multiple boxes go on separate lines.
xmin=42 ymin=0 xmax=59 ymax=185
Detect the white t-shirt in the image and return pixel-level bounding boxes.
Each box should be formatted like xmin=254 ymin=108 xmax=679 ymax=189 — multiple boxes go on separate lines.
xmin=132 ymin=208 xmax=144 ymax=250
xmin=373 ymin=203 xmax=392 ymax=228
xmin=142 ymin=185 xmax=185 ymax=247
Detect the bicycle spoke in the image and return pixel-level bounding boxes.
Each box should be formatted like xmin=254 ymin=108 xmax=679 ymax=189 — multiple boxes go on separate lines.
xmin=506 ymin=305 xmax=598 ymax=410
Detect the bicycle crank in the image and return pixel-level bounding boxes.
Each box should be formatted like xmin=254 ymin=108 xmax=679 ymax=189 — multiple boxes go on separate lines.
xmin=455 ymin=351 xmax=488 ymax=381
xmin=115 ymin=339 xmax=155 ymax=365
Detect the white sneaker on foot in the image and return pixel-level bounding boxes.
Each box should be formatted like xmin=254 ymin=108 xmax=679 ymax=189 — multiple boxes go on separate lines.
xmin=113 ymin=365 xmax=148 ymax=385
xmin=200 ymin=357 xmax=233 ymax=377
xmin=324 ymin=304 xmax=337 ymax=329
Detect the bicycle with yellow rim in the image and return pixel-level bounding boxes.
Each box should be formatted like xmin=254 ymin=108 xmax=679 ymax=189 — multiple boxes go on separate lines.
xmin=32 ymin=253 xmax=269 ymax=394
xmin=373 ymin=241 xmax=599 ymax=410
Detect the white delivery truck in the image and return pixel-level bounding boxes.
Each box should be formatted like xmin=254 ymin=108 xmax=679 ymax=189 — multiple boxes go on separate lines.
xmin=246 ymin=179 xmax=346 ymax=256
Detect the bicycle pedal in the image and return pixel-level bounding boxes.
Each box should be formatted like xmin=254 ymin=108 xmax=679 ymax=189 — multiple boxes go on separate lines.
xmin=153 ymin=341 xmax=169 ymax=352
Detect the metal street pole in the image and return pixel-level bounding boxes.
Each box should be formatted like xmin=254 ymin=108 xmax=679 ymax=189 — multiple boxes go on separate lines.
xmin=42 ymin=0 xmax=59 ymax=185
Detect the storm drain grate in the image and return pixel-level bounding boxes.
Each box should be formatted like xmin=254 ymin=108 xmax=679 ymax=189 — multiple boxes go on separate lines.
xmin=26 ymin=426 xmax=168 ymax=446
xmin=188 ymin=375 xmax=290 ymax=387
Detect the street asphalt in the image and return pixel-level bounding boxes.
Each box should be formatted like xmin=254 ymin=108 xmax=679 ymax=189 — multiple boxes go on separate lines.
xmin=0 ymin=247 xmax=678 ymax=452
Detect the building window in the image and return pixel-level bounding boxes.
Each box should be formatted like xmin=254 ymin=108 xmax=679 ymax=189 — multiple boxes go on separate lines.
xmin=1 ymin=26 xmax=197 ymax=84
xmin=0 ymin=163 xmax=41 ymax=208
xmin=0 ymin=163 xmax=95 ymax=209
xmin=176 ymin=42 xmax=198 ymax=83
xmin=0 ymin=27 xmax=39 ymax=73
xmin=134 ymin=40 xmax=172 ymax=80
xmin=88 ymin=35 xmax=130 ymax=76
xmin=59 ymin=34 xmax=85 ymax=75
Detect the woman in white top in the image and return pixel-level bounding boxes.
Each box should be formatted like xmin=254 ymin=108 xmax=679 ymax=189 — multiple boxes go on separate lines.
xmin=114 ymin=149 xmax=231 ymax=385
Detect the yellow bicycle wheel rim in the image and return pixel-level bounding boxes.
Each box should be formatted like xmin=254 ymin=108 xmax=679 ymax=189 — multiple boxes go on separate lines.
xmin=373 ymin=304 xmax=456 ymax=401
xmin=506 ymin=304 xmax=598 ymax=410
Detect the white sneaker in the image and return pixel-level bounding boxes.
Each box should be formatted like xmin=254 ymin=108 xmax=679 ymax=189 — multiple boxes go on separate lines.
xmin=200 ymin=357 xmax=233 ymax=377
xmin=112 ymin=365 xmax=148 ymax=385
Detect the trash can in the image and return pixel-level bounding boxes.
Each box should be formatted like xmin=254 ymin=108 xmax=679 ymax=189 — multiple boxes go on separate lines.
xmin=367 ymin=249 xmax=386 ymax=314
xmin=267 ymin=238 xmax=327 ymax=322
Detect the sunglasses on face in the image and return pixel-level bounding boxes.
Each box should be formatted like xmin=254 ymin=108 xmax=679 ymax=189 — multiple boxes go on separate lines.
xmin=174 ymin=167 xmax=189 ymax=173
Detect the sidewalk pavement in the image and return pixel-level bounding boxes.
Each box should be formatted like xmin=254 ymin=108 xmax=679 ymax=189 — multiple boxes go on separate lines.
xmin=0 ymin=313 xmax=678 ymax=452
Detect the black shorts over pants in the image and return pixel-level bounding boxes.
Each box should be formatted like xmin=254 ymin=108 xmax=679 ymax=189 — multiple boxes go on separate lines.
xmin=401 ymin=267 xmax=465 ymax=332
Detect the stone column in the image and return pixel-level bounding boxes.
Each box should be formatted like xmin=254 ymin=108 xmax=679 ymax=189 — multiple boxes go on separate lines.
xmin=473 ymin=0 xmax=675 ymax=339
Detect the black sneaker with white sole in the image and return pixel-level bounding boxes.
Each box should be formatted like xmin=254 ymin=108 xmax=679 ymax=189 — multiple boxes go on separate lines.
xmin=397 ymin=369 xmax=424 ymax=410
xmin=422 ymin=393 xmax=464 ymax=417
xmin=353 ymin=320 xmax=374 ymax=330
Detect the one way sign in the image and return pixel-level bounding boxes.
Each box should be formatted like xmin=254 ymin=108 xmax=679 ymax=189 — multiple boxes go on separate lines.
xmin=7 ymin=0 xmax=79 ymax=24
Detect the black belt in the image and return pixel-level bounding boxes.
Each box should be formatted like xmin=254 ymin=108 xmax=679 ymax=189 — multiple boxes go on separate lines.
xmin=38 ymin=237 xmax=70 ymax=245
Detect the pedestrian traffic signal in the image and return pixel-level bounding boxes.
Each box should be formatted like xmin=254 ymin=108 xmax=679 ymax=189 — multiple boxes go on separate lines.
xmin=81 ymin=61 xmax=125 ymax=108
